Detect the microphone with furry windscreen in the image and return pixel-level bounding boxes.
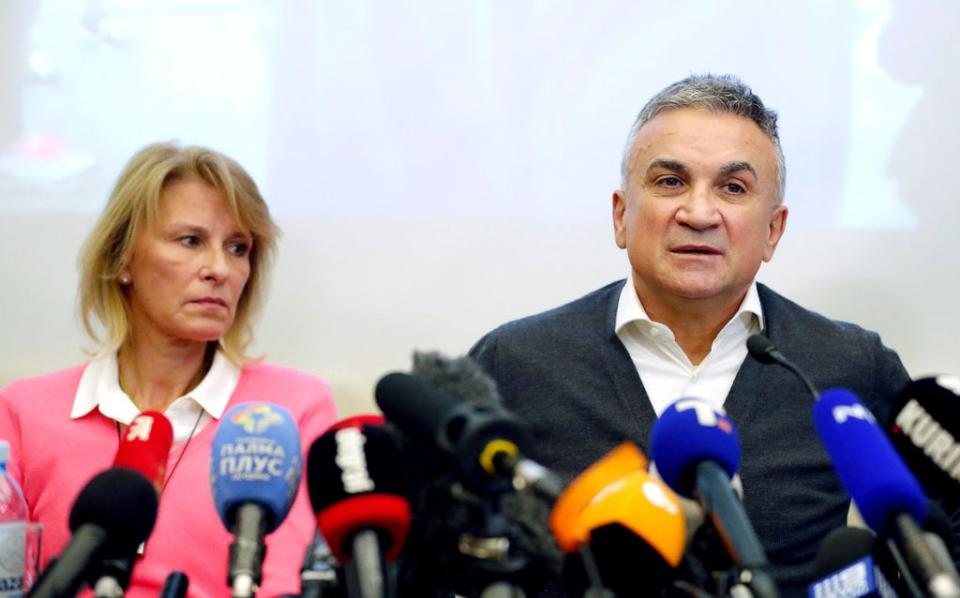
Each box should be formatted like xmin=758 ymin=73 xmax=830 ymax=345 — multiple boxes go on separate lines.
xmin=307 ymin=415 xmax=409 ymax=598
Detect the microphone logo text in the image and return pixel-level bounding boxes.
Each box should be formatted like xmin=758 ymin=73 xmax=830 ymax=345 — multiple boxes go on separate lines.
xmin=218 ymin=438 xmax=287 ymax=480
xmin=126 ymin=414 xmax=154 ymax=442
xmin=831 ymin=403 xmax=876 ymax=425
xmin=895 ymin=398 xmax=960 ymax=482
xmin=335 ymin=428 xmax=375 ymax=493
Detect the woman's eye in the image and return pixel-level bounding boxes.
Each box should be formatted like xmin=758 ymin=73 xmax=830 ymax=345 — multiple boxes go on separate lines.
xmin=228 ymin=242 xmax=250 ymax=257
xmin=179 ymin=235 xmax=200 ymax=247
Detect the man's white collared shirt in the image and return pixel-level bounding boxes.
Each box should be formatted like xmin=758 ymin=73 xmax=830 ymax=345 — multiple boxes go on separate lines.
xmin=614 ymin=275 xmax=764 ymax=416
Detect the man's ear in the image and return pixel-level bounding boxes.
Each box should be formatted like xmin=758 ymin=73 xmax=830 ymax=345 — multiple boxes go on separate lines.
xmin=613 ymin=189 xmax=628 ymax=249
xmin=763 ymin=204 xmax=788 ymax=262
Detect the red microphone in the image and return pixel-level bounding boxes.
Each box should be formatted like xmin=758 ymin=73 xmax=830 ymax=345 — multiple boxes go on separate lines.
xmin=80 ymin=412 xmax=173 ymax=597
xmin=113 ymin=411 xmax=174 ymax=492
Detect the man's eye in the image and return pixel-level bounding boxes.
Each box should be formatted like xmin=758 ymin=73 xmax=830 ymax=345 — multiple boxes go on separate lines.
xmin=657 ymin=176 xmax=683 ymax=188
xmin=724 ymin=182 xmax=746 ymax=193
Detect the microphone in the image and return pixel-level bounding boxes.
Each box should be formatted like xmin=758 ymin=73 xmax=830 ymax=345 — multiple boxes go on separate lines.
xmin=89 ymin=411 xmax=174 ymax=598
xmin=549 ymin=442 xmax=647 ymax=553
xmin=746 ymin=334 xmax=820 ymax=399
xmin=300 ymin=530 xmax=341 ymax=598
xmin=113 ymin=411 xmax=174 ymax=488
xmin=375 ymin=370 xmax=562 ymax=502
xmin=307 ymin=415 xmax=410 ymax=598
xmin=813 ymin=388 xmax=960 ymax=598
xmin=888 ymin=376 xmax=960 ymax=501
xmin=808 ymin=528 xmax=897 ymax=598
xmin=650 ymin=397 xmax=780 ymax=598
xmin=159 ymin=571 xmax=190 ymax=598
xmin=558 ymin=467 xmax=686 ymax=597
xmin=211 ymin=402 xmax=303 ymax=598
xmin=28 ymin=468 xmax=158 ymax=598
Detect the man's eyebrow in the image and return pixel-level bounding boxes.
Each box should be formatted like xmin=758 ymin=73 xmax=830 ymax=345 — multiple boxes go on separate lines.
xmin=719 ymin=161 xmax=757 ymax=179
xmin=646 ymin=159 xmax=689 ymax=176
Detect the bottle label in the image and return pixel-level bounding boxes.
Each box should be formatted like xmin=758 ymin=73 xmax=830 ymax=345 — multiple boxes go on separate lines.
xmin=0 ymin=521 xmax=25 ymax=598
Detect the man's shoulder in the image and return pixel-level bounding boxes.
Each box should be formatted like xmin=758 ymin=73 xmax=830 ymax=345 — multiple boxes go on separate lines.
xmin=475 ymin=280 xmax=625 ymax=346
xmin=758 ymin=283 xmax=886 ymax=348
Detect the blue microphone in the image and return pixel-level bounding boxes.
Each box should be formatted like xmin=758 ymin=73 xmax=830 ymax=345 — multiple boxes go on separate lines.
xmin=211 ymin=402 xmax=303 ymax=598
xmin=813 ymin=388 xmax=960 ymax=598
xmin=650 ymin=398 xmax=778 ymax=598
xmin=812 ymin=388 xmax=927 ymax=534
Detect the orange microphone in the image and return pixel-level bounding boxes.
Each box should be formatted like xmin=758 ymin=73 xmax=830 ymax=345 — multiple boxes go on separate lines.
xmin=549 ymin=441 xmax=647 ymax=552
xmin=549 ymin=442 xmax=686 ymax=596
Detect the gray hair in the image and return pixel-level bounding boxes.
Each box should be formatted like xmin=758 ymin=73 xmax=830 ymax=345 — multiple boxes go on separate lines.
xmin=620 ymin=74 xmax=786 ymax=203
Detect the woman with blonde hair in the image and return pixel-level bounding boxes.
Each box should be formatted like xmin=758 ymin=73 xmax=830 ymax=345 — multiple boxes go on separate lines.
xmin=0 ymin=142 xmax=336 ymax=596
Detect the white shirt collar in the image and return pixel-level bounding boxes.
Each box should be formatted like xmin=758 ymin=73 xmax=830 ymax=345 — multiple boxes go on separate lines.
xmin=615 ymin=273 xmax=765 ymax=337
xmin=71 ymin=350 xmax=241 ymax=424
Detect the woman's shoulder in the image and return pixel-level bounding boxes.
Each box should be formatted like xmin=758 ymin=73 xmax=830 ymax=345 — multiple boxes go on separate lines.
xmin=236 ymin=362 xmax=333 ymax=400
xmin=0 ymin=364 xmax=87 ymax=399
xmin=233 ymin=362 xmax=337 ymax=430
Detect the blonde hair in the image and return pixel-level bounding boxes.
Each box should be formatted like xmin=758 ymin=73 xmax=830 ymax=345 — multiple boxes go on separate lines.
xmin=78 ymin=142 xmax=280 ymax=365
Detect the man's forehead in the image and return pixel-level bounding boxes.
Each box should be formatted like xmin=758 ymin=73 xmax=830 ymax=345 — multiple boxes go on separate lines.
xmin=629 ymin=108 xmax=776 ymax=175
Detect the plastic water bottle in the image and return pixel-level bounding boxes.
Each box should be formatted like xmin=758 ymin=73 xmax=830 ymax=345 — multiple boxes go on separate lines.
xmin=0 ymin=441 xmax=27 ymax=598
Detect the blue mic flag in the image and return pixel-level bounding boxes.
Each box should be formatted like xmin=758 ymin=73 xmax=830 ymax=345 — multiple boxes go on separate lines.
xmin=812 ymin=388 xmax=927 ymax=535
xmin=211 ymin=402 xmax=303 ymax=533
xmin=650 ymin=397 xmax=740 ymax=497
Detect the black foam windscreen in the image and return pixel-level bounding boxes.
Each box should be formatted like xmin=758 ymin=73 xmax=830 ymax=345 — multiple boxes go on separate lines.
xmin=889 ymin=376 xmax=960 ymax=501
xmin=561 ymin=523 xmax=675 ymax=597
xmin=411 ymin=351 xmax=501 ymax=405
xmin=306 ymin=421 xmax=407 ymax=515
xmin=812 ymin=527 xmax=877 ymax=577
xmin=746 ymin=334 xmax=779 ymax=364
xmin=68 ymin=468 xmax=159 ymax=558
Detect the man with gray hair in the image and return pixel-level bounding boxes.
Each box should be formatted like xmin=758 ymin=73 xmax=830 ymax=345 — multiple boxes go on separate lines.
xmin=470 ymin=74 xmax=912 ymax=595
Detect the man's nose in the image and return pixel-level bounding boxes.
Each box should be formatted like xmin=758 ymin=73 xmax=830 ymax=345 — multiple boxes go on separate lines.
xmin=675 ymin=185 xmax=722 ymax=230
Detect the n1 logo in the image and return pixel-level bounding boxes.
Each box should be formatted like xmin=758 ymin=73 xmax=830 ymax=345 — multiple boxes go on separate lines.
xmin=832 ymin=403 xmax=876 ymax=424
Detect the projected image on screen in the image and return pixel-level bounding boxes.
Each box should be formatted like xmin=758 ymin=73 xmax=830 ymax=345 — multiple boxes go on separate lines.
xmin=0 ymin=0 xmax=946 ymax=229
xmin=1 ymin=0 xmax=957 ymax=407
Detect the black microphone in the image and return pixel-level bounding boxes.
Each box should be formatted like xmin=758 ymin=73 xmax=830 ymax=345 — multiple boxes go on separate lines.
xmin=375 ymin=367 xmax=562 ymax=503
xmin=28 ymin=468 xmax=158 ymax=598
xmin=887 ymin=376 xmax=960 ymax=580
xmin=888 ymin=376 xmax=960 ymax=503
xmin=159 ymin=571 xmax=189 ymax=598
xmin=809 ymin=528 xmax=899 ymax=597
xmin=746 ymin=334 xmax=820 ymax=399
